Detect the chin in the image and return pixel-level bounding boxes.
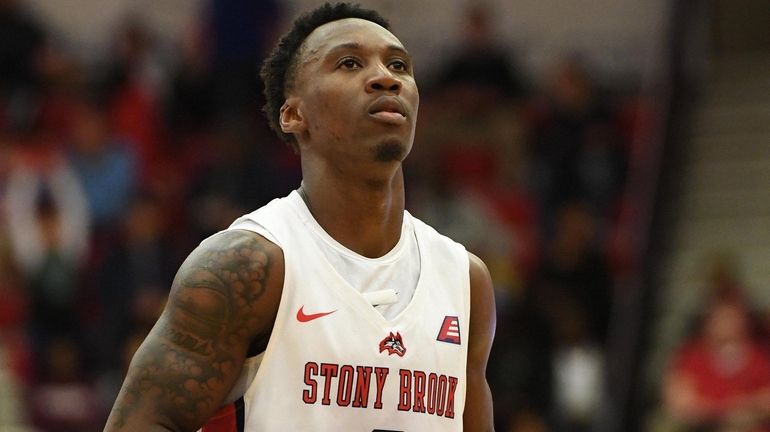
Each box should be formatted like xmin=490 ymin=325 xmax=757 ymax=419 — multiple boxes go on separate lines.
xmin=374 ymin=141 xmax=409 ymax=162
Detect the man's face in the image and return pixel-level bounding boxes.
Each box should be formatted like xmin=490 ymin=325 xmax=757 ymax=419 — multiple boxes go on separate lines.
xmin=285 ymin=18 xmax=419 ymax=165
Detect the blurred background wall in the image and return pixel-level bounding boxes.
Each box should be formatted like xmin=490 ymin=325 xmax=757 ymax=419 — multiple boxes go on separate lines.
xmin=1 ymin=0 xmax=768 ymax=431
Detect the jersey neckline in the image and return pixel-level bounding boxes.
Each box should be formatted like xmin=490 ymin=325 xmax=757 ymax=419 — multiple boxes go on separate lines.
xmin=287 ymin=190 xmax=413 ymax=265
xmin=285 ymin=190 xmax=427 ymax=326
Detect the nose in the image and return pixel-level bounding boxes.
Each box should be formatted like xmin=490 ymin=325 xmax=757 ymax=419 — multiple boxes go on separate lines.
xmin=365 ymin=64 xmax=401 ymax=94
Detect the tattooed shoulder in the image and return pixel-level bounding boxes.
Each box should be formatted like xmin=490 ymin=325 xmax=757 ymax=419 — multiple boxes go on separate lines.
xmin=105 ymin=230 xmax=284 ymax=431
xmin=171 ymin=230 xmax=283 ymax=331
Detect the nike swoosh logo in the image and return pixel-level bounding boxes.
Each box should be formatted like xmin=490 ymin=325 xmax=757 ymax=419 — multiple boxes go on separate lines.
xmin=296 ymin=305 xmax=337 ymax=323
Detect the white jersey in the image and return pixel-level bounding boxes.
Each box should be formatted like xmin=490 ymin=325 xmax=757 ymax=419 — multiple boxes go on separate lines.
xmin=229 ymin=191 xmax=421 ymax=320
xmin=201 ymin=191 xmax=471 ymax=431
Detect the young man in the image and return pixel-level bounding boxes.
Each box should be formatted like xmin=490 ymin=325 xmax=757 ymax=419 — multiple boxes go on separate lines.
xmin=105 ymin=3 xmax=496 ymax=431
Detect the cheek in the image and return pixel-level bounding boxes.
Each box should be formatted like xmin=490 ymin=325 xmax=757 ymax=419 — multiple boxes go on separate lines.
xmin=303 ymin=100 xmax=349 ymax=145
xmin=404 ymin=83 xmax=420 ymax=118
xmin=306 ymin=87 xmax=354 ymax=125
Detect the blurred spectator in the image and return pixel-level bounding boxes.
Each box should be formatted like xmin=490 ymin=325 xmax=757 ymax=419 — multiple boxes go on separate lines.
xmin=0 ymin=0 xmax=45 ymax=132
xmin=100 ymin=16 xmax=167 ymax=100
xmin=432 ymin=3 xmax=524 ymax=102
xmin=662 ymin=289 xmax=770 ymax=431
xmin=34 ymin=47 xmax=87 ymax=139
xmin=534 ymin=201 xmax=612 ymax=345
xmin=414 ymin=86 xmax=528 ymax=190
xmin=417 ymin=3 xmax=528 ymax=205
xmin=29 ymin=336 xmax=102 ymax=432
xmin=0 ymin=0 xmax=44 ymax=93
xmin=205 ymin=0 xmax=280 ymax=116
xmin=99 ymin=18 xmax=169 ymax=187
xmin=91 ymin=191 xmax=176 ymax=372
xmin=166 ymin=25 xmax=216 ymax=136
xmin=66 ymin=95 xmax=137 ymax=230
xmin=529 ymin=57 xmax=626 ymax=233
xmin=527 ymin=201 xmax=611 ymax=430
xmin=4 ymin=149 xmax=90 ymax=349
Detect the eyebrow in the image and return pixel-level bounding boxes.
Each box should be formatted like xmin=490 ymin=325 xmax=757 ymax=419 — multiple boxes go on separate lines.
xmin=326 ymin=42 xmax=412 ymax=59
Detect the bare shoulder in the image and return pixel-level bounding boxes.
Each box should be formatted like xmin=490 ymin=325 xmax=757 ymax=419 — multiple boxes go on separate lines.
xmin=105 ymin=229 xmax=284 ymax=431
xmin=468 ymin=252 xmax=492 ymax=290
xmin=464 ymin=252 xmax=496 ymax=431
xmin=466 ymin=252 xmax=496 ymax=353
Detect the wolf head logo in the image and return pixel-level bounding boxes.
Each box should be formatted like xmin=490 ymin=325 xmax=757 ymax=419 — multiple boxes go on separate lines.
xmin=379 ymin=331 xmax=406 ymax=357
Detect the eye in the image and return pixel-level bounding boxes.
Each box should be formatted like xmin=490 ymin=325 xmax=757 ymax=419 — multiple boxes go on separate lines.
xmin=338 ymin=57 xmax=362 ymax=70
xmin=389 ymin=59 xmax=408 ymax=72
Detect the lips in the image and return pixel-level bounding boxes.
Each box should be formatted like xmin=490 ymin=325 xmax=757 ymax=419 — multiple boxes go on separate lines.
xmin=367 ymin=97 xmax=407 ymax=124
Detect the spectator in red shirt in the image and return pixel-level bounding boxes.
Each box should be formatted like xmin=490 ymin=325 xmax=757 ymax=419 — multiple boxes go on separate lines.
xmin=663 ymin=289 xmax=770 ymax=432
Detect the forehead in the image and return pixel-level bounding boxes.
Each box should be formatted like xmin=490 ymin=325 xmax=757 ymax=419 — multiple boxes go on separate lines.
xmin=301 ymin=18 xmax=405 ymax=58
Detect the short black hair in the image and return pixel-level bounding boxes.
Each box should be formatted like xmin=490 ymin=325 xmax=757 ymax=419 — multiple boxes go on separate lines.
xmin=260 ymin=2 xmax=391 ymax=149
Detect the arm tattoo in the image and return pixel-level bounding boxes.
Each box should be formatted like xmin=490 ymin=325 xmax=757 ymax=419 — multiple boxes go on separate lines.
xmin=107 ymin=232 xmax=274 ymax=430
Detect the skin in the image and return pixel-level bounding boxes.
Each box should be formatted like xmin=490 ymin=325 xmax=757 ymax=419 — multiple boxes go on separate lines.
xmin=105 ymin=17 xmax=496 ymax=431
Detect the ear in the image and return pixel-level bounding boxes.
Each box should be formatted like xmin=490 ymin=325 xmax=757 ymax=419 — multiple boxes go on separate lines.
xmin=279 ymin=97 xmax=306 ymax=135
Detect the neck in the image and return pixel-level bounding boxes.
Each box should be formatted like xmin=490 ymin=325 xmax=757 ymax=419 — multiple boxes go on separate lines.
xmin=299 ymin=164 xmax=405 ymax=258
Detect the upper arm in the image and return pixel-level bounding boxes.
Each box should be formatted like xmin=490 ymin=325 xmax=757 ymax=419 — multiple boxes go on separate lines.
xmin=464 ymin=252 xmax=497 ymax=432
xmin=105 ymin=230 xmax=284 ymax=432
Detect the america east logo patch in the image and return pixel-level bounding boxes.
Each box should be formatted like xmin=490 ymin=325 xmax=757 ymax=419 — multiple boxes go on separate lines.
xmin=436 ymin=316 xmax=461 ymax=345
xmin=379 ymin=332 xmax=406 ymax=357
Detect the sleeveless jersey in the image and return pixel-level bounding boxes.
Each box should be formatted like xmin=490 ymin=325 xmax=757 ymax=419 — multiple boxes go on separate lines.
xmin=202 ymin=192 xmax=470 ymax=431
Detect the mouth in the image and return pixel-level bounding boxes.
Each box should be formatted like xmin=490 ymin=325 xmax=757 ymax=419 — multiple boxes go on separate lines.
xmin=368 ymin=97 xmax=407 ymax=125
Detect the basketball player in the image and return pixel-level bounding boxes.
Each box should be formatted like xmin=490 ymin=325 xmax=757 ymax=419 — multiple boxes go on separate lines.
xmin=105 ymin=3 xmax=496 ymax=431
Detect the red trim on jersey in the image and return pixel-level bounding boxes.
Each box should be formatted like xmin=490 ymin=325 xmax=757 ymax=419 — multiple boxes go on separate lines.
xmin=201 ymin=397 xmax=244 ymax=432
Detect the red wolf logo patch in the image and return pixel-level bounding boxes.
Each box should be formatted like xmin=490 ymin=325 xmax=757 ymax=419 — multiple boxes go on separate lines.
xmin=379 ymin=332 xmax=406 ymax=357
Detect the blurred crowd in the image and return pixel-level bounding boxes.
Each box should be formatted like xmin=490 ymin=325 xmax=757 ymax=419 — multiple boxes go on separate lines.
xmin=2 ymin=1 xmax=765 ymax=431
